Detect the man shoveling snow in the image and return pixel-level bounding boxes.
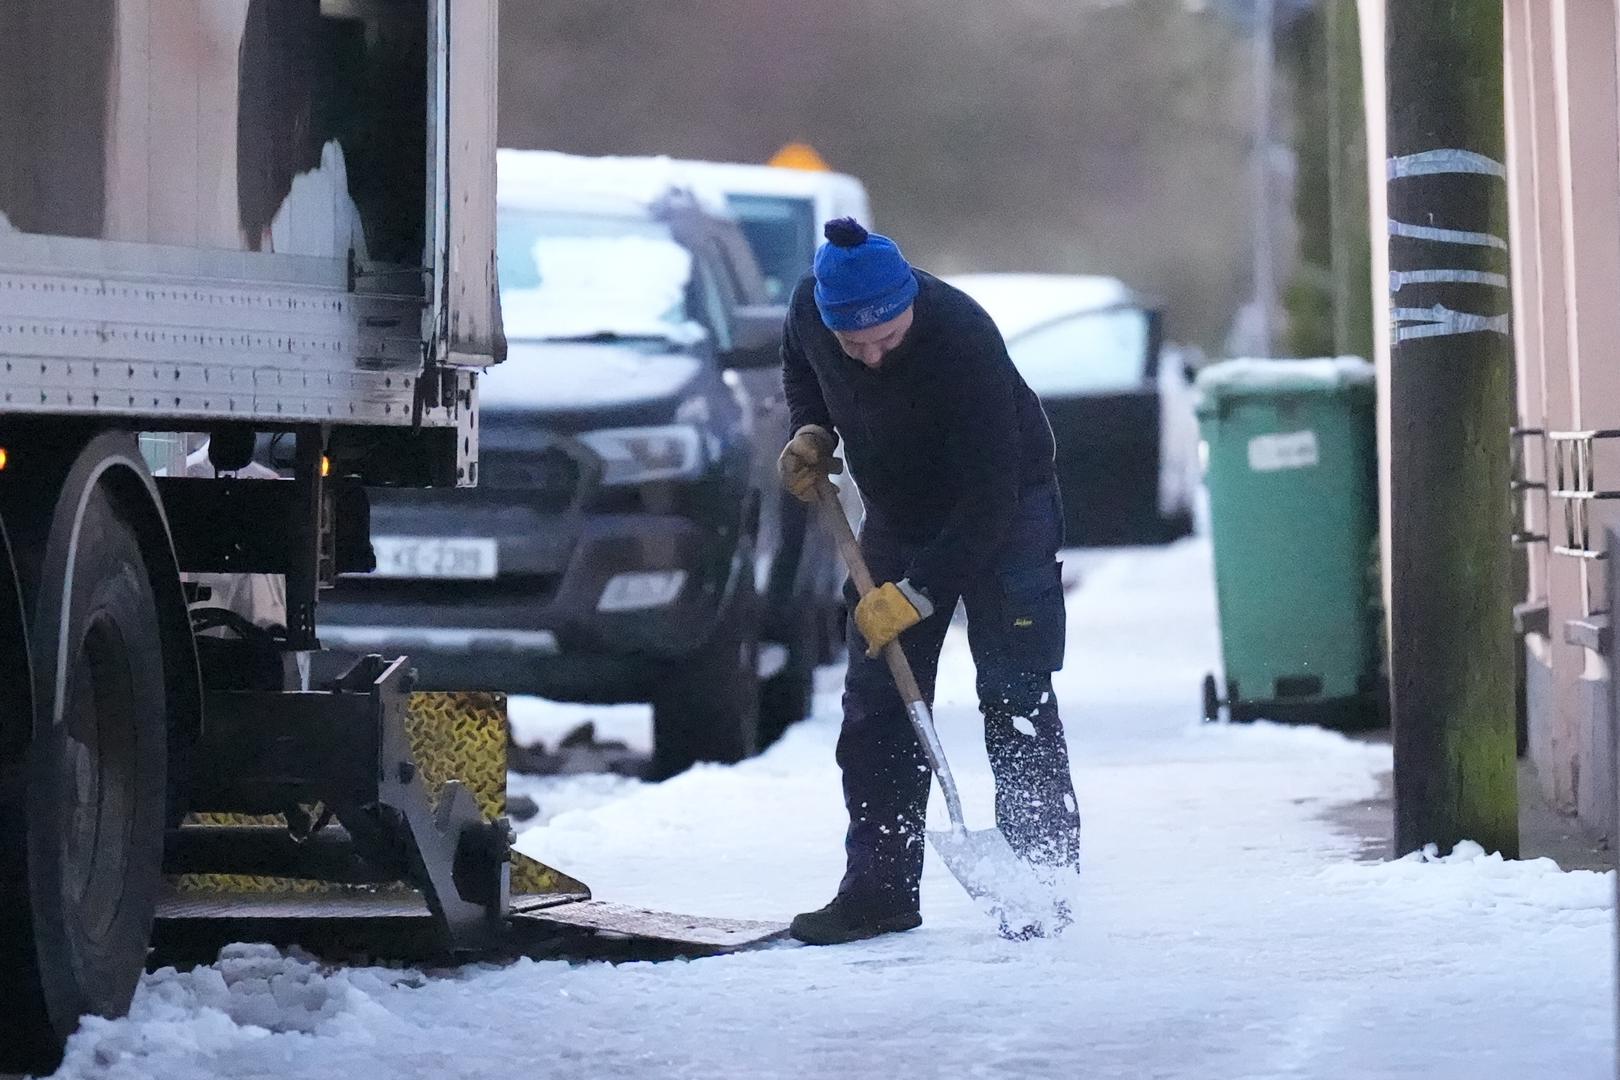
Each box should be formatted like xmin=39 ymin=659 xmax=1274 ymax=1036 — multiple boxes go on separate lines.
xmin=777 ymin=218 xmax=1082 ymax=945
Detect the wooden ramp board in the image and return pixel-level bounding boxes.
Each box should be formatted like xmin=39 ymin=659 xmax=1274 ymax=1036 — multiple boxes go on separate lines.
xmin=513 ymin=900 xmax=789 ymax=950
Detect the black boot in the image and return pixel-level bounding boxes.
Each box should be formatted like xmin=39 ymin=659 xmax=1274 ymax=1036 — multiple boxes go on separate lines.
xmin=790 ymin=894 xmax=922 ymax=946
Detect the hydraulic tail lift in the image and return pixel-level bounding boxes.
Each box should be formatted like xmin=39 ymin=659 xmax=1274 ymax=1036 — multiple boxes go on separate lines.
xmin=157 ymin=659 xmax=786 ymax=960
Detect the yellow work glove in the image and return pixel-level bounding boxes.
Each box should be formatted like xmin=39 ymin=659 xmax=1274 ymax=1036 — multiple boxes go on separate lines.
xmin=854 ymin=581 xmax=930 ymax=657
xmin=777 ymin=425 xmax=843 ymax=503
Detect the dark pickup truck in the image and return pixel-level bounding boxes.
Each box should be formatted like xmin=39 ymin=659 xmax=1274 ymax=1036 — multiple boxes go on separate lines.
xmin=321 ymin=169 xmax=846 ymax=777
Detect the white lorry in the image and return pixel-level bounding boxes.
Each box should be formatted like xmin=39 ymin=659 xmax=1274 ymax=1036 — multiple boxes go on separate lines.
xmin=0 ymin=3 xmax=511 ymax=1071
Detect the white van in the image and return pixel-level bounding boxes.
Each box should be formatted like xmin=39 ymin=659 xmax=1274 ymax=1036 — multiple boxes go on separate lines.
xmin=662 ymin=160 xmax=873 ymax=301
xmin=496 ymin=150 xmax=873 ymax=303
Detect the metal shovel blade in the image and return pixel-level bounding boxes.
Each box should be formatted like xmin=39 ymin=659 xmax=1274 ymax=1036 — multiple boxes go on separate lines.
xmin=927 ymin=825 xmax=1075 ymax=940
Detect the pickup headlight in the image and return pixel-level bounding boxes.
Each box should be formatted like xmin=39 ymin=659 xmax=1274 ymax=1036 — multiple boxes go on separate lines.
xmin=577 ymin=425 xmax=706 ymax=486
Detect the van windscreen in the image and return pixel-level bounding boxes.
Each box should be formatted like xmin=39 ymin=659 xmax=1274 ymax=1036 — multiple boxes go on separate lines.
xmin=726 ymin=194 xmax=816 ymax=302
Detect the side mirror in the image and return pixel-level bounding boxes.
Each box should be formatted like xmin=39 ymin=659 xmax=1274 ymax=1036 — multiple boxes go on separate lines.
xmin=721 ymin=304 xmax=788 ymax=370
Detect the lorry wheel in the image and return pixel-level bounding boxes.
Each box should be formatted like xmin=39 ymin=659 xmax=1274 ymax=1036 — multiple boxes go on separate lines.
xmin=759 ymin=603 xmax=817 ymax=749
xmin=0 ymin=481 xmax=169 ymax=1074
xmin=650 ymin=577 xmax=761 ymax=780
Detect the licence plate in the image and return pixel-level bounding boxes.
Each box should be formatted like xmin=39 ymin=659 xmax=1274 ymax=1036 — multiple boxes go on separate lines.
xmin=369 ymin=536 xmax=498 ymax=580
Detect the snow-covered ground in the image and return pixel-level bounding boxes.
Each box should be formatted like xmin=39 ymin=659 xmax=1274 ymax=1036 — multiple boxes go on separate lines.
xmin=52 ymin=539 xmax=1615 ymax=1079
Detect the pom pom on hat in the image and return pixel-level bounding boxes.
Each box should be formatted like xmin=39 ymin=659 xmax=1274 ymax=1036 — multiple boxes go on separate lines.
xmin=823 ymin=217 xmax=870 ymax=248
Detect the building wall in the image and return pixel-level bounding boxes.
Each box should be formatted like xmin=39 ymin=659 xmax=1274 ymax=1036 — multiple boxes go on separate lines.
xmin=1504 ymin=0 xmax=1620 ymax=839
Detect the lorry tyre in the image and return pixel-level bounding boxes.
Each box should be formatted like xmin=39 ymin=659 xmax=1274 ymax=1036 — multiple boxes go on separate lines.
xmin=0 ymin=476 xmax=169 ymax=1075
xmin=651 ymin=576 xmax=761 ymax=779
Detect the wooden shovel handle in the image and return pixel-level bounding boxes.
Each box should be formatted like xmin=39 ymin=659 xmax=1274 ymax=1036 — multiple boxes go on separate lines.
xmin=812 ymin=476 xmax=928 ymax=707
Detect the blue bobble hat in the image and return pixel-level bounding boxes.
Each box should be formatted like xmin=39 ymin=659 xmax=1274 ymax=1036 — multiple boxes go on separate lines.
xmin=813 ymin=218 xmax=919 ymax=332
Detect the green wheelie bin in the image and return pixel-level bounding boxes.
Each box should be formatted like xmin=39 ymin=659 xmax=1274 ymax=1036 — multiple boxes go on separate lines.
xmin=1196 ymin=358 xmax=1383 ymax=729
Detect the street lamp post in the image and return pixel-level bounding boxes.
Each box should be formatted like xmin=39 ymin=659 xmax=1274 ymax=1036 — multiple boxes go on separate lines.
xmin=1251 ymin=0 xmax=1277 ymax=358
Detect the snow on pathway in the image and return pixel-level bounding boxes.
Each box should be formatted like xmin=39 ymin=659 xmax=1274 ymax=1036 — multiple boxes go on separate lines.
xmin=51 ymin=540 xmax=1615 ymax=1080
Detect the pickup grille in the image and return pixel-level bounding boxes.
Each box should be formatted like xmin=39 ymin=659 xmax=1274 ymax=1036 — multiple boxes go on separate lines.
xmin=479 ymin=446 xmax=584 ymax=511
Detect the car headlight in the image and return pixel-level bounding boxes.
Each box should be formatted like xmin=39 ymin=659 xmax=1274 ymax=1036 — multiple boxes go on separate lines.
xmin=578 ymin=425 xmax=705 ymax=486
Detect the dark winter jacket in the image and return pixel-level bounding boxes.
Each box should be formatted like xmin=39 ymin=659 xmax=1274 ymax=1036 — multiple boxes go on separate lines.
xmin=781 ymin=269 xmax=1057 ymax=600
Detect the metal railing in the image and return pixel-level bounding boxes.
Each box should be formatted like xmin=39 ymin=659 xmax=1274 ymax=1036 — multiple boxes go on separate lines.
xmin=1511 ymin=427 xmax=1550 ymax=548
xmin=1547 ymin=429 xmax=1620 ymax=560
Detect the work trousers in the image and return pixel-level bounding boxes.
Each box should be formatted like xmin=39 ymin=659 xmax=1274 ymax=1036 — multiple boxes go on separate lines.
xmin=837 ymin=479 xmax=1081 ymax=913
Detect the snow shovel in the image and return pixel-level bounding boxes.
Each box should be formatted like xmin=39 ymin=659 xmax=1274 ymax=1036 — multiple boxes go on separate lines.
xmin=811 ymin=477 xmax=1072 ymax=939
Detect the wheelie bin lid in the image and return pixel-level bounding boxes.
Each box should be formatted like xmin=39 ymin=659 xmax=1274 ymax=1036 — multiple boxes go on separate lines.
xmin=1196 ymin=357 xmax=1375 ymax=413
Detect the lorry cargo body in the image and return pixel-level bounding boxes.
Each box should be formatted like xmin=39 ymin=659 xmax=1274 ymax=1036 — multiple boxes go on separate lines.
xmin=0 ymin=0 xmax=501 ymax=458
xmin=0 ymin=4 xmax=522 ymax=1073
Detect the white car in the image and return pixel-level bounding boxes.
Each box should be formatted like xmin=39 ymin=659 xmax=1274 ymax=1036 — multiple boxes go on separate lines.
xmin=950 ymin=273 xmax=1201 ymax=545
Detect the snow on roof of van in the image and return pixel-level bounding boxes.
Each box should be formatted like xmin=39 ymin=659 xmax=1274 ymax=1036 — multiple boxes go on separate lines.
xmin=497 ymin=149 xmax=871 ymax=223
xmin=947 ymin=273 xmax=1136 ymax=340
xmin=661 ymin=158 xmax=870 ymax=212
xmin=497 ymin=149 xmax=733 ymax=216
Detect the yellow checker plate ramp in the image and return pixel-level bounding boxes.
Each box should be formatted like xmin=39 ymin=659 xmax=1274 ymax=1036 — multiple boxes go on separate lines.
xmin=170 ymin=692 xmax=586 ymax=900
